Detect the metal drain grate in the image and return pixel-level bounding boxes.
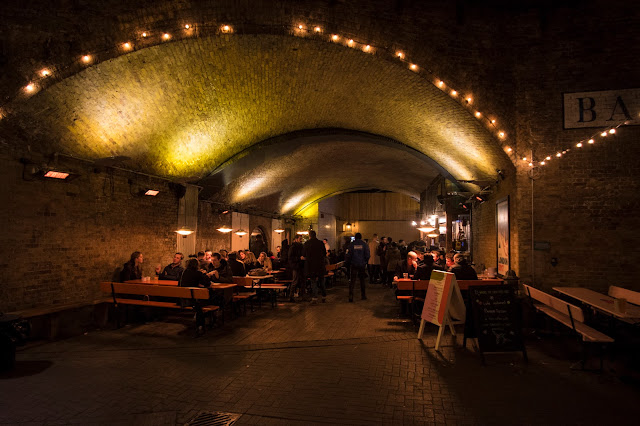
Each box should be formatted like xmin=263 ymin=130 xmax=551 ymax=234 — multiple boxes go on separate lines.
xmin=185 ymin=411 xmax=241 ymax=426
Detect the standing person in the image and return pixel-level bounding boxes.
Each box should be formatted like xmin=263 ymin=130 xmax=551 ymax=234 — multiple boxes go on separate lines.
xmin=120 ymin=251 xmax=143 ymax=282
xmin=280 ymin=239 xmax=289 ymax=268
xmin=398 ymin=240 xmax=408 ymax=261
xmin=302 ymin=230 xmax=328 ymax=304
xmin=288 ymin=234 xmax=305 ymax=302
xmin=377 ymin=237 xmax=388 ymax=285
xmin=345 ymin=232 xmax=370 ymax=302
xmin=155 ymin=252 xmax=184 ymax=281
xmin=384 ymin=241 xmax=401 ymax=287
xmin=323 ymin=238 xmax=330 ymax=254
xmin=368 ymin=234 xmax=380 ymax=284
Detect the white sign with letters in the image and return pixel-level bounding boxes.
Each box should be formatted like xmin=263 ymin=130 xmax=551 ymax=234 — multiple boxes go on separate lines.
xmin=563 ymin=88 xmax=639 ymax=129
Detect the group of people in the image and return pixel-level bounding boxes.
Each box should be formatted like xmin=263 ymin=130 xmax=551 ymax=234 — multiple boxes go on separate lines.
xmin=366 ymin=234 xmax=478 ymax=284
xmin=118 ymin=232 xmax=478 ymax=308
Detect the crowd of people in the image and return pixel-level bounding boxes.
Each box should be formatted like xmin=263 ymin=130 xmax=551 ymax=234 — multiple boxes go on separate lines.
xmin=118 ymin=231 xmax=478 ymax=306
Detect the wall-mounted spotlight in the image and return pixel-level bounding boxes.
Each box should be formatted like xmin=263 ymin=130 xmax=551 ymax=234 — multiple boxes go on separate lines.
xmin=460 ymin=202 xmax=470 ymax=210
xmin=21 ymin=159 xmax=79 ymax=181
xmin=143 ymin=189 xmax=160 ymax=196
xmin=473 ymin=194 xmax=487 ymax=203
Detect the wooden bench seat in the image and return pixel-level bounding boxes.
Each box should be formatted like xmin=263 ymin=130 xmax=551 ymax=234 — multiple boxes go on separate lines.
xmin=523 ymin=284 xmax=613 ymax=370
xmin=100 ymin=282 xmax=219 ymax=336
xmin=608 ymin=285 xmax=640 ymax=306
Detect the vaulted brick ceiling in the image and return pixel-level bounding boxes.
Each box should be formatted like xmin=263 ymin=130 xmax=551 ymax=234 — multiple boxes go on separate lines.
xmin=2 ymin=34 xmax=512 ymax=213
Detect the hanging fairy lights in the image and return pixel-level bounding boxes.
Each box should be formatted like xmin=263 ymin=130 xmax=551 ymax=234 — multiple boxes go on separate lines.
xmin=7 ymin=17 xmax=524 ymax=155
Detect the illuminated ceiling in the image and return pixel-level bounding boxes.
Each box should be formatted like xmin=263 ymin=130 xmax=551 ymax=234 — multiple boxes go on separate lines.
xmin=1 ymin=34 xmax=513 ymax=213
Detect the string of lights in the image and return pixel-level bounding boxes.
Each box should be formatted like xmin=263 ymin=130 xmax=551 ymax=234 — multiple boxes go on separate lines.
xmin=1 ymin=21 xmax=511 ymax=153
xmin=4 ymin=20 xmax=628 ymax=171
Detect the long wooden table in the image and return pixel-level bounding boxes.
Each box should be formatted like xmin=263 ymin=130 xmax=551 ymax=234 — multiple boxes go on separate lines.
xmin=553 ymin=286 xmax=640 ymax=322
xmin=125 ymin=279 xmax=179 ymax=286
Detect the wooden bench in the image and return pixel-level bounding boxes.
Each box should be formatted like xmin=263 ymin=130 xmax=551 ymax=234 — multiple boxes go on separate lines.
xmin=100 ymin=282 xmax=219 ymax=336
xmin=9 ymin=298 xmax=112 ymax=340
xmin=608 ymin=285 xmax=640 ymax=306
xmin=395 ymin=280 xmax=430 ymax=324
xmin=523 ymin=284 xmax=613 ymax=370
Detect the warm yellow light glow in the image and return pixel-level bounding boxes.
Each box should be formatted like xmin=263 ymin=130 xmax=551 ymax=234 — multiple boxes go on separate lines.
xmin=498 ymin=131 xmax=505 ymax=138
xmin=82 ymin=55 xmax=91 ymax=63
xmin=364 ymin=45 xmax=371 ymax=51
xmin=298 ymin=24 xmax=304 ymax=30
xmin=144 ymin=189 xmax=160 ymax=196
xmin=528 ymin=162 xmax=533 ymax=167
xmin=25 ymin=84 xmax=35 ymax=92
xmin=216 ymin=226 xmax=233 ymax=233
xmin=609 ymin=128 xmax=616 ymax=134
xmin=40 ymin=69 xmax=50 ymax=77
xmin=396 ymin=51 xmax=404 ymax=59
xmin=411 ymin=221 xmax=417 ymax=226
xmin=417 ymin=227 xmax=435 ymax=233
xmin=522 ymin=157 xmax=527 ymax=161
xmin=576 ymin=142 xmax=583 ymax=147
xmin=274 ymin=228 xmax=285 ymax=233
xmin=450 ymin=90 xmax=457 ymax=96
xmin=235 ymin=176 xmax=267 ymax=201
xmin=546 ymin=156 xmax=551 ymax=160
xmin=506 ymin=147 xmax=512 ymax=152
xmin=332 ymin=34 xmax=339 ymax=41
xmin=438 ymin=80 xmax=445 ymax=87
xmin=44 ymin=171 xmax=69 ymax=179
xmin=142 ymin=32 xmax=148 ymax=37
xmin=222 ymin=25 xmax=232 ymax=33
xmin=490 ymin=119 xmax=496 ymax=124
xmin=163 ymin=33 xmax=171 ymax=40
xmin=410 ymin=64 xmax=418 ymax=71
xmin=540 ymin=161 xmax=546 ymax=165
xmin=185 ymin=24 xmax=190 ymax=29
xmin=348 ymin=39 xmax=354 ymax=46
xmin=234 ymin=229 xmax=248 ymax=236
xmin=175 ymin=227 xmax=194 ymax=236
xmin=600 ymin=131 xmax=607 ymax=136
xmin=466 ymin=97 xmax=472 ymax=103
xmin=475 ymin=111 xmax=481 ymax=118
xmin=314 ymin=26 xmax=321 ymax=32
xmin=556 ymin=152 xmax=562 ymax=157
xmin=123 ymin=42 xmax=132 ymax=50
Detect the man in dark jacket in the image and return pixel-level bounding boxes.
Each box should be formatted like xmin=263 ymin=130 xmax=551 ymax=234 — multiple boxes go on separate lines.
xmin=207 ymin=253 xmax=234 ymax=283
xmin=288 ymin=235 xmax=305 ymax=301
xmin=345 ymin=233 xmax=370 ymax=302
xmin=302 ymin=230 xmax=328 ymax=304
xmin=450 ymin=254 xmax=478 ymax=280
xmin=155 ymin=252 xmax=185 ymax=281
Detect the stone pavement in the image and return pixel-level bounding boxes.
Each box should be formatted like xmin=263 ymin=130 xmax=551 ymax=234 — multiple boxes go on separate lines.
xmin=1 ymin=284 xmax=640 ymax=425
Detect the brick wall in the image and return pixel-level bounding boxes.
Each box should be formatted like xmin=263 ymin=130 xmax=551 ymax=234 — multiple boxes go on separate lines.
xmin=0 ymin=153 xmax=180 ymax=312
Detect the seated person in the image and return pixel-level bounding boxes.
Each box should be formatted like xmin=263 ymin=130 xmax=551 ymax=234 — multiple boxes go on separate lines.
xmin=199 ymin=249 xmax=214 ymax=273
xmin=450 ymin=254 xmax=478 ymax=280
xmin=207 ymin=252 xmax=234 ymax=283
xmin=414 ymin=254 xmax=434 ymax=281
xmin=179 ymin=258 xmax=210 ymax=287
xmin=257 ymin=251 xmax=273 ymax=272
xmin=445 ymin=252 xmax=456 ymax=270
xmin=155 ymin=252 xmax=185 ymax=281
xmin=219 ymin=249 xmax=229 ymax=261
xmin=120 ymin=251 xmax=143 ymax=282
xmin=228 ymin=251 xmax=246 ymax=276
xmin=433 ymin=251 xmax=447 ymax=271
xmin=395 ymin=251 xmax=418 ymax=278
xmin=243 ymin=251 xmax=259 ymax=271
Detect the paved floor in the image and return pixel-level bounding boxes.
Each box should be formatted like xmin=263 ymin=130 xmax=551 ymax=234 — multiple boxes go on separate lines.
xmin=1 ymin=283 xmax=640 ymax=425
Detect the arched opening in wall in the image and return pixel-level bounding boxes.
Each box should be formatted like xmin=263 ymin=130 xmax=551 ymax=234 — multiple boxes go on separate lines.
xmin=249 ymin=226 xmax=268 ymax=258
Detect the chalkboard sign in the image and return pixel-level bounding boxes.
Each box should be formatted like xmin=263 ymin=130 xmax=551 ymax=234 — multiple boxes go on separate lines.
xmin=469 ymin=285 xmax=527 ymax=363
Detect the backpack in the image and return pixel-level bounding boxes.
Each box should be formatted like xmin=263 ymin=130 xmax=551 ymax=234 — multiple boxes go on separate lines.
xmin=248 ymin=268 xmax=268 ymax=276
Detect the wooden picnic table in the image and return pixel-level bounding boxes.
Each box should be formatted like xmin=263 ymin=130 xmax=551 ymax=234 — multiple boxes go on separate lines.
xmin=553 ymin=287 xmax=640 ymax=323
xmin=125 ymin=279 xmax=179 ymax=286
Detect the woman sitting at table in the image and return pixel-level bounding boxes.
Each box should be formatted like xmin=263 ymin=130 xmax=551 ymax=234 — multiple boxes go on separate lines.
xmin=179 ymin=259 xmax=210 ymax=287
xmin=257 ymin=252 xmax=273 ymax=272
xmin=228 ymin=252 xmax=246 ymax=276
xmin=119 ymin=251 xmax=143 ymax=282
xmin=243 ymin=251 xmax=259 ymax=270
xmin=395 ymin=251 xmax=418 ymax=279
xmin=450 ymin=254 xmax=478 ymax=280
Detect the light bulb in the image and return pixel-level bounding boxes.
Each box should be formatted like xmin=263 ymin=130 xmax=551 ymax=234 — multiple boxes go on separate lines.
xmin=298 ymin=24 xmax=303 ymax=30
xmin=40 ymin=69 xmax=50 ymax=77
xmin=475 ymin=111 xmax=481 ymax=118
xmin=185 ymin=24 xmax=190 ymax=29
xmin=142 ymin=32 xmax=148 ymax=37
xmin=364 ymin=45 xmax=371 ymax=51
xmin=499 ymin=131 xmax=505 ymax=138
xmin=438 ymin=80 xmax=444 ymax=87
xmin=25 ymin=83 xmax=35 ymax=92
xmin=588 ymin=139 xmax=594 ymax=144
xmin=451 ymin=90 xmax=457 ymax=96
xmin=601 ymin=131 xmax=607 ymax=137
xmin=506 ymin=147 xmax=512 ymax=152
xmin=123 ymin=42 xmax=131 ymax=50
xmin=348 ymin=39 xmax=354 ymax=45
xmin=163 ymin=33 xmax=170 ymax=40
xmin=556 ymin=152 xmax=562 ymax=157
xmin=466 ymin=97 xmax=472 ymax=103
xmin=82 ymin=55 xmax=91 ymax=63
xmin=314 ymin=26 xmax=321 ymax=32
xmin=410 ymin=64 xmax=417 ymax=70
xmin=332 ymin=34 xmax=339 ymax=41
xmin=546 ymin=156 xmax=551 ymax=160
xmin=540 ymin=161 xmax=546 ymax=165
xmin=522 ymin=157 xmax=527 ymax=161
xmin=576 ymin=142 xmax=583 ymax=147
xmin=609 ymin=128 xmax=616 ymax=134
xmin=396 ymin=51 xmax=404 ymax=59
